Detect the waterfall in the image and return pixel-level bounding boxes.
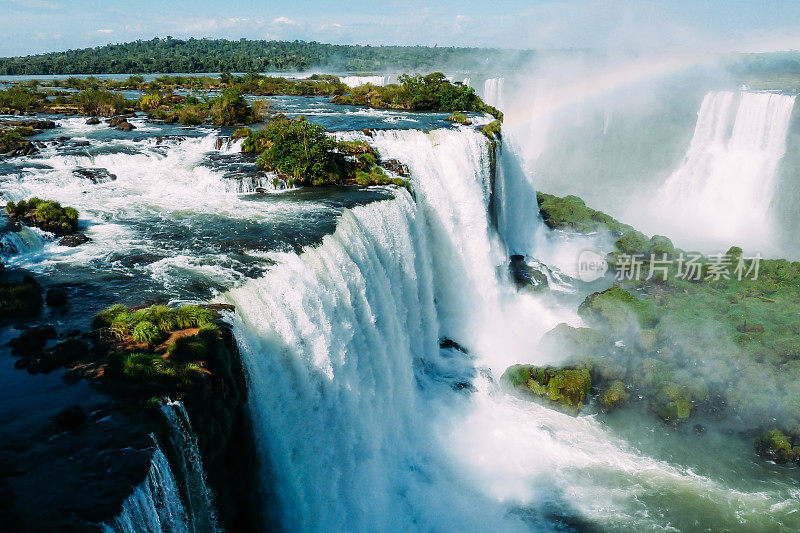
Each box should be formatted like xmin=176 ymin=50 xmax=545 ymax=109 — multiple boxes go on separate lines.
xmin=104 ymin=446 xmax=190 ymax=533
xmin=339 ymin=75 xmax=388 ymax=88
xmin=221 ymin=127 xmax=575 ymax=531
xmin=0 ymin=224 xmax=47 ymax=257
xmin=104 ymin=402 xmax=219 ymax=533
xmin=655 ymin=90 xmax=796 ymax=252
xmin=483 ymin=77 xmax=505 ymax=109
xmin=160 ymin=401 xmax=220 ymax=532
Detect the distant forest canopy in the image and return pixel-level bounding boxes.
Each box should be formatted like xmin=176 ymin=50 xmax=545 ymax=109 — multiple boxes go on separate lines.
xmin=0 ymin=37 xmax=532 ymax=75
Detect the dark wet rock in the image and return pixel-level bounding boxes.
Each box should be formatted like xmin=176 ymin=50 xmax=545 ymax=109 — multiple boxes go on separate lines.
xmin=0 ymin=138 xmax=38 ymax=157
xmin=53 ymin=406 xmax=87 ymax=431
xmin=379 ymin=158 xmax=409 ymax=177
xmin=0 ymin=119 xmax=57 ymax=129
xmin=72 ymin=167 xmax=117 ymax=184
xmin=107 ymin=116 xmax=126 ymax=127
xmin=453 ymin=381 xmax=477 ymax=392
xmin=72 ymin=140 xmax=90 ymax=147
xmin=361 ymin=128 xmax=375 ymax=137
xmin=115 ymin=121 xmax=136 ymax=132
xmin=45 ymin=287 xmax=68 ymax=307
xmin=21 ymin=337 xmax=90 ymax=374
xmin=59 ymin=233 xmax=91 ymax=247
xmin=0 ymin=274 xmax=42 ymax=319
xmin=509 ymin=254 xmax=549 ymax=291
xmin=440 ymin=338 xmax=468 ymax=353
xmin=85 ymin=117 xmax=100 ymax=125
xmin=154 ymin=135 xmax=187 ymax=144
xmin=7 ymin=324 xmax=57 ymax=356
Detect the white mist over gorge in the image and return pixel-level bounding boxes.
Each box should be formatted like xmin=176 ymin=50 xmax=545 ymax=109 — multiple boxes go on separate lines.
xmin=3 ymin=4 xmax=800 ymax=532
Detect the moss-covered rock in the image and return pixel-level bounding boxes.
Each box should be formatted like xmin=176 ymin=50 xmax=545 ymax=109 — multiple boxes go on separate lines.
xmin=755 ymin=430 xmax=800 ymax=463
xmin=578 ymin=286 xmax=658 ymax=334
xmin=5 ymin=197 xmax=79 ymax=236
xmin=597 ymin=380 xmax=629 ymax=412
xmin=502 ymin=364 xmax=591 ymax=413
xmin=651 ymin=381 xmax=696 ymax=425
xmin=446 ymin=111 xmax=472 ymax=125
xmin=539 ymin=322 xmax=610 ymax=358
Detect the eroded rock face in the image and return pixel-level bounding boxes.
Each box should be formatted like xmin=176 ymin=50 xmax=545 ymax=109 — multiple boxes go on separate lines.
xmin=379 ymin=158 xmax=409 ymax=177
xmin=509 ymin=254 xmax=548 ymax=292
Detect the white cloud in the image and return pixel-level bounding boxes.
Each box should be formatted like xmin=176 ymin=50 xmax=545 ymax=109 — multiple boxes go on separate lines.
xmin=96 ymin=29 xmax=113 ymax=34
xmin=273 ymin=16 xmax=296 ymax=26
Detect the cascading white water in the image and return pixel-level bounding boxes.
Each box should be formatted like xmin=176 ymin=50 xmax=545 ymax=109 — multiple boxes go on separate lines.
xmin=339 ymin=75 xmax=388 ymax=88
xmin=105 ymin=403 xmax=219 ymax=533
xmin=224 ymin=192 xmax=534 ymax=531
xmin=0 ymin=224 xmax=47 ymax=257
xmin=160 ymin=401 xmax=220 ymax=533
xmin=483 ymin=77 xmax=505 ymax=109
xmin=655 ymin=90 xmax=796 ymax=253
xmin=221 ymin=124 xmax=800 ymax=531
xmin=104 ymin=446 xmax=190 ymax=533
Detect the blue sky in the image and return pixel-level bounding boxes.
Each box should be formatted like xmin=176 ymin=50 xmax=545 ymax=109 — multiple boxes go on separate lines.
xmin=2 ymin=0 xmax=800 ymax=56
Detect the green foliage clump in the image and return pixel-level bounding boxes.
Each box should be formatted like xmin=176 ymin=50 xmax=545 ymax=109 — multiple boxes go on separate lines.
xmin=5 ymin=197 xmax=79 ymax=236
xmin=139 ymin=93 xmax=162 ymax=110
xmin=337 ymin=140 xmax=374 ymax=155
xmin=332 ymin=72 xmax=502 ymax=119
xmin=248 ymin=117 xmax=348 ymax=186
xmin=209 ymin=87 xmax=254 ymax=126
xmin=71 ymin=87 xmax=131 ymax=116
xmin=447 ymin=111 xmax=471 ymax=125
xmin=652 ymin=382 xmax=695 ymax=424
xmin=233 ymin=127 xmax=252 ymax=139
xmin=108 ymin=352 xmax=201 ymax=387
xmin=95 ymin=303 xmax=216 ymax=340
xmin=480 ymin=119 xmax=502 ymax=142
xmin=0 ymin=86 xmax=44 ymax=111
xmin=177 ymin=104 xmax=209 ymax=126
xmin=132 ymin=320 xmax=164 ymax=346
xmin=175 ymin=305 xmax=215 ymax=329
